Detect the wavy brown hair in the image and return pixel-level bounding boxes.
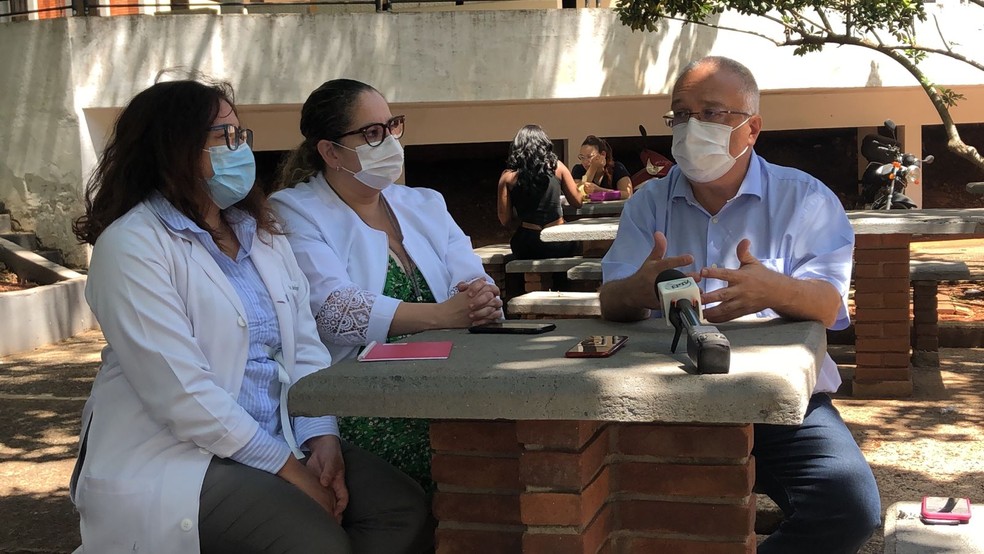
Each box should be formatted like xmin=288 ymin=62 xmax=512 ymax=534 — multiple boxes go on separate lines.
xmin=73 ymin=79 xmax=279 ymax=245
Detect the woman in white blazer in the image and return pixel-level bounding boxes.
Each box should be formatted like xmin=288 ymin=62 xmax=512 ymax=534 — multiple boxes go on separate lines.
xmin=70 ymin=79 xmax=429 ymax=554
xmin=269 ymin=79 xmax=503 ymax=492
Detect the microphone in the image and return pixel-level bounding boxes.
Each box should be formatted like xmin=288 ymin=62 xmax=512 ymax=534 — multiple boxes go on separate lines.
xmin=655 ymin=269 xmax=730 ymax=374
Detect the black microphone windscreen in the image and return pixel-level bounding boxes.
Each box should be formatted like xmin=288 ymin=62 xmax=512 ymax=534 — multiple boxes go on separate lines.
xmin=656 ymin=269 xmax=686 ymax=284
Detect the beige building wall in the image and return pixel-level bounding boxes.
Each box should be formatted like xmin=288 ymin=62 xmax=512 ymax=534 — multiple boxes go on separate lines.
xmin=2 ymin=7 xmax=983 ymax=265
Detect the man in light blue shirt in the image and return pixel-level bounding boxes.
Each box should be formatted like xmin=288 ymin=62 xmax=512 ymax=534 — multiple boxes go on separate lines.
xmin=600 ymin=56 xmax=881 ymax=553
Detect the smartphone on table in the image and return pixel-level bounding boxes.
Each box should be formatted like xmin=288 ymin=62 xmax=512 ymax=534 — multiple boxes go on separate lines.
xmin=921 ymin=496 xmax=972 ymax=524
xmin=565 ymin=335 xmax=628 ymax=358
xmin=468 ymin=321 xmax=556 ymax=334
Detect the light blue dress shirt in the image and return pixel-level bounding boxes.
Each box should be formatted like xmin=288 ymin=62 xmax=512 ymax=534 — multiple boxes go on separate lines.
xmin=602 ymin=152 xmax=854 ymax=393
xmin=149 ymin=194 xmax=337 ymax=473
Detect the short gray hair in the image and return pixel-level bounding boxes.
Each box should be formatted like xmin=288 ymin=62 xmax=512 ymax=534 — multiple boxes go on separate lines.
xmin=676 ymin=56 xmax=760 ymax=114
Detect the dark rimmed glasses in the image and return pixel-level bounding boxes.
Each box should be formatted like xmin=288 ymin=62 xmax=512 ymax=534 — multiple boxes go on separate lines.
xmin=208 ymin=124 xmax=254 ymax=151
xmin=663 ymin=109 xmax=752 ymax=128
xmin=334 ymin=115 xmax=406 ymax=147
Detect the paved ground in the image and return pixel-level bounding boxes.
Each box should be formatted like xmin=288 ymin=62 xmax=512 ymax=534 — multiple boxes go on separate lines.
xmin=1 ymin=329 xmax=983 ymax=553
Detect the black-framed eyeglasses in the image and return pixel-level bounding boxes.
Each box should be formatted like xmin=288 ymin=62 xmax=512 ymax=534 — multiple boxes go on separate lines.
xmin=334 ymin=115 xmax=406 ymax=147
xmin=663 ymin=109 xmax=752 ymax=128
xmin=208 ymin=124 xmax=254 ymax=151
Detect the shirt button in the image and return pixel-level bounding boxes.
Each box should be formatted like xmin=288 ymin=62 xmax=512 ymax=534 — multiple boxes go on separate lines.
xmin=198 ymin=447 xmax=209 ymax=455
xmin=711 ymin=217 xmax=719 ymax=223
xmin=237 ymin=317 xmax=246 ymax=328
xmin=180 ymin=518 xmax=193 ymax=532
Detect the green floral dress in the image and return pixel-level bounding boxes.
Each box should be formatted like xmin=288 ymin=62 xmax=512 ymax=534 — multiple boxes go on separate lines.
xmin=338 ymin=256 xmax=437 ymax=494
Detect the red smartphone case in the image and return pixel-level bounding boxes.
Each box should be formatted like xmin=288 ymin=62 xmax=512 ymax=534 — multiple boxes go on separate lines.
xmin=921 ymin=496 xmax=972 ymax=522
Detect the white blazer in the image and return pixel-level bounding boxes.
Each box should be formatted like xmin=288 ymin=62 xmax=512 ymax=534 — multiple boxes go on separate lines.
xmin=269 ymin=174 xmax=492 ymax=363
xmin=70 ymin=202 xmax=333 ymax=553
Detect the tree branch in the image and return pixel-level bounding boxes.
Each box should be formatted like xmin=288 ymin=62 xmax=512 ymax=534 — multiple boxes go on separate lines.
xmin=785 ymin=34 xmax=984 ymax=168
xmin=882 ymin=44 xmax=984 ymax=73
xmin=932 ymin=14 xmax=952 ymax=54
xmin=659 ymin=14 xmax=786 ymax=45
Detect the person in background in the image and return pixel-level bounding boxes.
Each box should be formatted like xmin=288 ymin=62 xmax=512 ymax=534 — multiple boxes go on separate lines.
xmin=572 ymin=135 xmax=633 ymax=199
xmin=497 ymin=124 xmax=583 ymax=260
xmin=70 ymin=77 xmax=429 ymax=554
xmin=270 ymin=78 xmax=502 ymax=496
xmin=598 ymin=56 xmax=880 ymax=553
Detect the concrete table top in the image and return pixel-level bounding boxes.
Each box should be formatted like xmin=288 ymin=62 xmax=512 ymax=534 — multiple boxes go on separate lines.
xmin=541 ymin=216 xmax=620 ymax=242
xmin=847 ymin=208 xmax=984 ymax=235
xmin=540 ymin=209 xmax=984 ymax=243
xmin=289 ymin=318 xmax=826 ymax=426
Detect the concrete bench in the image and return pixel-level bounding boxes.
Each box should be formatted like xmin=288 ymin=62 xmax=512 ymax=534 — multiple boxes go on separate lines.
xmin=473 ymin=243 xmax=518 ymax=301
xmin=505 ymin=256 xmax=586 ymax=292
xmin=506 ymin=290 xmax=600 ymax=319
xmin=884 ymin=501 xmax=984 ymax=553
xmin=568 ymin=260 xmax=602 ymax=281
xmin=910 ymin=260 xmax=979 ymax=367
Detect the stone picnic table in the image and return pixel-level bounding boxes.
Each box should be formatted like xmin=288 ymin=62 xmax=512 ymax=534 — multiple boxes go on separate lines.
xmin=540 ymin=208 xmax=984 ymax=397
xmin=290 ymin=317 xmax=826 ymax=553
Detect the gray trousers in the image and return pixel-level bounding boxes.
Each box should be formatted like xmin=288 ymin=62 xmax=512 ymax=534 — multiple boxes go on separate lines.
xmin=198 ymin=440 xmax=432 ymax=554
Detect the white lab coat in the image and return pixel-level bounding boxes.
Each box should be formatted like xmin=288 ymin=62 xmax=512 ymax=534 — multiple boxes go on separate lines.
xmin=269 ymin=174 xmax=491 ymax=363
xmin=69 ymin=201 xmax=333 ymax=553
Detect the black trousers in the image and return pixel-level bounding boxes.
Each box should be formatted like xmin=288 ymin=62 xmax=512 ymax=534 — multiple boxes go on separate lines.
xmin=198 ymin=440 xmax=432 ymax=554
xmin=510 ymin=226 xmax=578 ymax=260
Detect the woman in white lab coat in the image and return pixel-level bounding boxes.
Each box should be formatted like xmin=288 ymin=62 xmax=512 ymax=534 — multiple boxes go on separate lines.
xmin=70 ymin=79 xmax=429 ymax=554
xmin=269 ymin=79 xmax=503 ymax=492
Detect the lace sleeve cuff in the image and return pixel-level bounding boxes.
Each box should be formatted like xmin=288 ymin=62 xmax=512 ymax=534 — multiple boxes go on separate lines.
xmin=315 ymin=285 xmax=376 ymax=346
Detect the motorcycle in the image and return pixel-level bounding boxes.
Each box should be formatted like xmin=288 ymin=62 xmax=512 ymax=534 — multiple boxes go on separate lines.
xmin=859 ymin=119 xmax=933 ymax=210
xmin=630 ymin=125 xmax=674 ymax=188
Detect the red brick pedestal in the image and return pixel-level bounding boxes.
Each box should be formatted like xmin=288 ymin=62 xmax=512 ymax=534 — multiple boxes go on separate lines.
xmin=431 ymin=420 xmax=756 ymax=554
xmin=852 ymin=234 xmax=913 ymax=397
xmin=910 ymin=280 xmax=940 ymax=367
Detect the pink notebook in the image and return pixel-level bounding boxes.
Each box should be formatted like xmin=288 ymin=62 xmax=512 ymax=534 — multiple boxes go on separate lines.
xmin=357 ymin=340 xmax=453 ymax=362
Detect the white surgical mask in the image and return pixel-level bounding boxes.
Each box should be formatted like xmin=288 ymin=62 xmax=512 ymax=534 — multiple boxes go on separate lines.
xmin=335 ymin=134 xmax=405 ymax=191
xmin=203 ymin=144 xmax=256 ymax=209
xmin=671 ymin=117 xmax=751 ymax=183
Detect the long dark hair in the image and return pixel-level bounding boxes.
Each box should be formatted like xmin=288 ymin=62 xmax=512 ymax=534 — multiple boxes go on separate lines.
xmin=505 ymin=125 xmax=558 ymax=198
xmin=73 ymin=79 xmax=279 ymax=245
xmin=582 ymin=135 xmax=614 ymax=187
xmin=275 ymin=79 xmax=377 ymax=189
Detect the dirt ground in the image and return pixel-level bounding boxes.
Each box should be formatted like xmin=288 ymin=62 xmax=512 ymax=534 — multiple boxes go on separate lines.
xmin=1 ymin=330 xmax=982 ymax=553
xmin=0 ymin=268 xmax=37 ymax=293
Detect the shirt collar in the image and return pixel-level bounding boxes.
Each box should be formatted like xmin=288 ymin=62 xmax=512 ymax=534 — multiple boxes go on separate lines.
xmin=670 ymin=150 xmax=765 ymax=203
xmin=147 ymin=192 xmax=256 ymax=254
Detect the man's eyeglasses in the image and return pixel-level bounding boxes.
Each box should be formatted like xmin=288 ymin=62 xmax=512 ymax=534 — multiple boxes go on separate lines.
xmin=663 ymin=109 xmax=752 ymax=128
xmin=334 ymin=115 xmax=406 ymax=147
xmin=208 ymin=124 xmax=254 ymax=151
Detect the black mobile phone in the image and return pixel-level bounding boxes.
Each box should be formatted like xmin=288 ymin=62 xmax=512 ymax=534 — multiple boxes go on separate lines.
xmin=468 ymin=322 xmax=556 ymax=334
xmin=565 ymin=335 xmax=629 ymax=358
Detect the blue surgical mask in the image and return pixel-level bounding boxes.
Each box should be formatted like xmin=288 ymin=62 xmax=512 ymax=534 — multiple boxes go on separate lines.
xmin=204 ymin=143 xmax=256 ymax=209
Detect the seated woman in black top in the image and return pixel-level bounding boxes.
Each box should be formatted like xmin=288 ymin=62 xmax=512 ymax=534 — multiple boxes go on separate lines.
xmin=572 ymin=135 xmax=633 ymax=199
xmin=497 ymin=125 xmax=582 ymax=260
